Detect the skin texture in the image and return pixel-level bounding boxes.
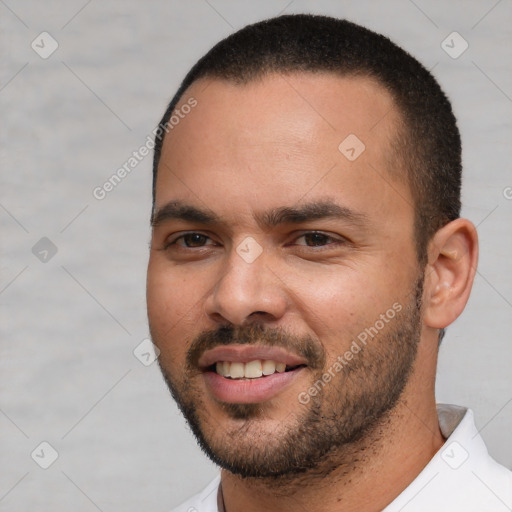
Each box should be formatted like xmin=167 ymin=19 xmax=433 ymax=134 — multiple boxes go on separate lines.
xmin=146 ymin=73 xmax=478 ymax=511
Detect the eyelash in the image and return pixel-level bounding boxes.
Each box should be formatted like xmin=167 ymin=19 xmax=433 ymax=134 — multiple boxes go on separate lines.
xmin=164 ymin=231 xmax=345 ymax=251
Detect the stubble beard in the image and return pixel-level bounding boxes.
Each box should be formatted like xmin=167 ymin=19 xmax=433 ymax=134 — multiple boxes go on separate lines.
xmin=155 ymin=274 xmax=424 ymax=482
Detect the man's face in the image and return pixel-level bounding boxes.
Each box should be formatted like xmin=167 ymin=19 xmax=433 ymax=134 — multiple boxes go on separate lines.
xmin=147 ymin=73 xmax=424 ymax=478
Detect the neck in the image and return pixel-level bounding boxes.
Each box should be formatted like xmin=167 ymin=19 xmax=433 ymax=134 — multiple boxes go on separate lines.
xmin=220 ymin=356 xmax=444 ymax=511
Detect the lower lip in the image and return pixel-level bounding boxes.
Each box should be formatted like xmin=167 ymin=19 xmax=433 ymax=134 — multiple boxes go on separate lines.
xmin=202 ymin=368 xmax=305 ymax=404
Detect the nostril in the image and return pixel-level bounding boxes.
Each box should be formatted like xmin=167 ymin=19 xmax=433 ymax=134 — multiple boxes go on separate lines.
xmin=249 ymin=311 xmax=271 ymax=319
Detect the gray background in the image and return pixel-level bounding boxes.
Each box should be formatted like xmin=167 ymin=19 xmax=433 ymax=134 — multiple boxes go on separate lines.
xmin=1 ymin=1 xmax=511 ymax=510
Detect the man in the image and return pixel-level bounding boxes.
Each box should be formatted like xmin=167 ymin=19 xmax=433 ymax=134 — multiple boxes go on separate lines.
xmin=146 ymin=14 xmax=512 ymax=512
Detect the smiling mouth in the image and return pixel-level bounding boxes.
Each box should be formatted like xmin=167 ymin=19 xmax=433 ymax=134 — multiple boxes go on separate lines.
xmin=208 ymin=360 xmax=307 ymax=379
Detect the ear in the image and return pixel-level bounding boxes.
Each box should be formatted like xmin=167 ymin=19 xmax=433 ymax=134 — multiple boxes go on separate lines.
xmin=423 ymin=218 xmax=478 ymax=330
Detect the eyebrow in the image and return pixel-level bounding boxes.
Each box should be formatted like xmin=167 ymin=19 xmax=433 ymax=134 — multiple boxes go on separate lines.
xmin=151 ymin=199 xmax=369 ymax=230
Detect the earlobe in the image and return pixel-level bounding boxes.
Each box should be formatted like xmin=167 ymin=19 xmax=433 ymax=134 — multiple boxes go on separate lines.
xmin=423 ymin=218 xmax=478 ymax=330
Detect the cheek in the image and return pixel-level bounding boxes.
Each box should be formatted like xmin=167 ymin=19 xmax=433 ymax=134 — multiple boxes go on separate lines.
xmin=288 ymin=263 xmax=400 ymax=354
xmin=146 ymin=259 xmax=197 ymax=345
xmin=282 ymin=265 xmax=357 ymax=332
xmin=147 ymin=262 xmax=170 ymax=326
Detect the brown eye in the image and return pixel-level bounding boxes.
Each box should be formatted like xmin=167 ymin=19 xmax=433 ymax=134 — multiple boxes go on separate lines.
xmin=180 ymin=233 xmax=209 ymax=247
xmin=166 ymin=232 xmax=214 ymax=249
xmin=302 ymin=233 xmax=332 ymax=246
xmin=295 ymin=232 xmax=341 ymax=247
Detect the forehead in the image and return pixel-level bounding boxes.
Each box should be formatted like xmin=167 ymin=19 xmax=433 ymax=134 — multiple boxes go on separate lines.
xmin=155 ymin=72 xmax=412 ymax=230
xmin=166 ymin=72 xmax=398 ymax=149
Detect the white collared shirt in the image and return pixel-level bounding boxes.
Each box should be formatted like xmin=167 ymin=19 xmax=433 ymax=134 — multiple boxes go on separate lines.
xmin=170 ymin=404 xmax=512 ymax=511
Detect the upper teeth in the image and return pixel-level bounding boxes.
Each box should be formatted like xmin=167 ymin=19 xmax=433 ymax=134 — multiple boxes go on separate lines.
xmin=215 ymin=360 xmax=287 ymax=379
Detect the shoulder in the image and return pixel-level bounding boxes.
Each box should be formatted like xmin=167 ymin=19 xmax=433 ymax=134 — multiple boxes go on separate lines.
xmin=385 ymin=405 xmax=512 ymax=511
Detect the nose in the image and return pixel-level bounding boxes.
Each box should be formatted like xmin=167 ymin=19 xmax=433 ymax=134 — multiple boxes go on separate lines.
xmin=203 ymin=244 xmax=288 ymax=326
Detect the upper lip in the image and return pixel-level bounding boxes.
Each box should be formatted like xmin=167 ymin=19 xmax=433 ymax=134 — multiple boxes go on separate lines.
xmin=198 ymin=345 xmax=308 ymax=370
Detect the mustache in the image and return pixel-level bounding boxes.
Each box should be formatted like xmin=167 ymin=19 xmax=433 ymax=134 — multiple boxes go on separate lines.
xmin=187 ymin=323 xmax=325 ymax=371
